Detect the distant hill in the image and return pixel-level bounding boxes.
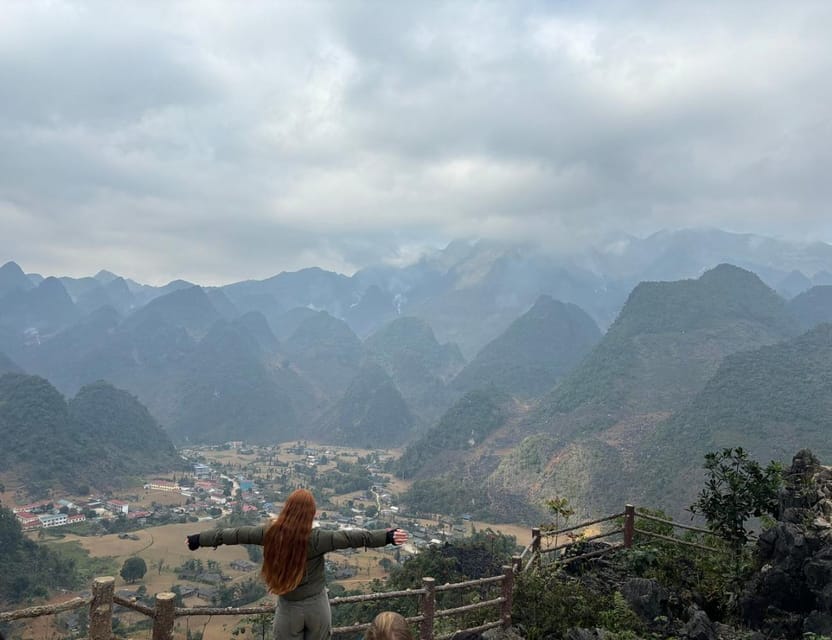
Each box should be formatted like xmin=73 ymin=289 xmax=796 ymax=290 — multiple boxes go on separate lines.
xmin=0 ymin=261 xmax=35 ymax=297
xmin=640 ymin=323 xmax=832 ymax=515
xmin=452 ymin=296 xmax=600 ymax=397
xmin=168 ymin=320 xmax=311 ymax=444
xmin=0 ymin=373 xmax=182 ymax=495
xmin=0 ymin=277 xmax=78 ymax=339
xmin=124 ymin=285 xmax=221 ymax=338
xmin=314 ymin=362 xmax=415 ymax=447
xmin=365 ymin=316 xmax=464 ymax=427
xmin=788 ymin=285 xmax=832 ymax=330
xmin=283 ymin=311 xmax=366 ymax=397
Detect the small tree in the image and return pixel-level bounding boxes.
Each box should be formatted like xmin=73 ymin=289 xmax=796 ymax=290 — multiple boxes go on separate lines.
xmin=544 ymin=496 xmax=575 ymax=550
xmin=120 ymin=556 xmax=148 ymax=584
xmin=690 ymin=447 xmax=782 ymax=587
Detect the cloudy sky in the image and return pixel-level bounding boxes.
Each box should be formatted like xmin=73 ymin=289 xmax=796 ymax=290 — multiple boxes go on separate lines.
xmin=1 ymin=1 xmax=831 ymax=284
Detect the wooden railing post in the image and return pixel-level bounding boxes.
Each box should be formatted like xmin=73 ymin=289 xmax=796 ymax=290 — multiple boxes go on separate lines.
xmin=152 ymin=592 xmax=177 ymax=640
xmin=500 ymin=565 xmax=514 ymax=629
xmin=89 ymin=576 xmax=115 ymax=640
xmin=511 ymin=554 xmax=522 ymax=574
xmin=531 ymin=527 xmax=541 ymax=567
xmin=623 ymin=504 xmax=635 ymax=548
xmin=420 ymin=577 xmax=436 ymax=640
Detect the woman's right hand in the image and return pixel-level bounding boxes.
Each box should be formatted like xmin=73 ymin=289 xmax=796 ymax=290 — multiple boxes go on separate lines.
xmin=392 ymin=529 xmax=408 ymax=545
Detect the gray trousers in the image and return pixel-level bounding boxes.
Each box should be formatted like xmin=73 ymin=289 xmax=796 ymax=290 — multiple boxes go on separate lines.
xmin=274 ymin=589 xmax=331 ymax=640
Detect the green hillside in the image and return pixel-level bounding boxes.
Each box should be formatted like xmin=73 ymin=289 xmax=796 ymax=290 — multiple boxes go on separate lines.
xmin=0 ymin=505 xmax=79 ymax=603
xmin=641 ymin=323 xmax=832 ymax=514
xmin=788 ymin=285 xmax=832 ymax=330
xmin=452 ymin=295 xmax=601 ymax=397
xmin=396 ymin=387 xmax=512 ymax=480
xmin=314 ymin=362 xmax=415 ymax=447
xmin=170 ymin=321 xmax=307 ymax=444
xmin=542 ymin=264 xmax=799 ymax=420
xmin=0 ymin=373 xmax=183 ymax=495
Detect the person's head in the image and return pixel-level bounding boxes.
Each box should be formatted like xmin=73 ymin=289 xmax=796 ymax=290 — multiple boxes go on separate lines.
xmin=365 ymin=611 xmax=412 ymax=640
xmin=261 ymin=488 xmax=316 ymax=594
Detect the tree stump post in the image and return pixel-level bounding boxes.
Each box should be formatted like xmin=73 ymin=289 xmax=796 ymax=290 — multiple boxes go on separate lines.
xmin=500 ymin=565 xmax=514 ymax=629
xmin=152 ymin=592 xmax=177 ymax=640
xmin=511 ymin=554 xmax=522 ymax=574
xmin=531 ymin=527 xmax=541 ymax=567
xmin=420 ymin=576 xmax=436 ymax=640
xmin=89 ymin=576 xmax=115 ymax=640
xmin=623 ymin=504 xmax=635 ymax=548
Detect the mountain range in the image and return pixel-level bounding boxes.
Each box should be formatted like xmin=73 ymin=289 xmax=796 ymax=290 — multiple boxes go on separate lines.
xmin=3 ymin=228 xmax=832 ymax=513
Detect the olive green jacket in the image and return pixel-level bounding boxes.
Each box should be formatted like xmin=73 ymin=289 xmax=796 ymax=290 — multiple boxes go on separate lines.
xmin=197 ymin=525 xmax=390 ymax=601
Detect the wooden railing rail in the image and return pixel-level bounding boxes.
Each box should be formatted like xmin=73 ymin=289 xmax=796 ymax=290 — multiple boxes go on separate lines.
xmin=515 ymin=502 xmax=728 ymax=572
xmin=0 ymin=597 xmax=89 ymax=622
xmin=539 ymin=512 xmax=626 ymax=539
xmin=0 ymin=568 xmax=512 ymax=640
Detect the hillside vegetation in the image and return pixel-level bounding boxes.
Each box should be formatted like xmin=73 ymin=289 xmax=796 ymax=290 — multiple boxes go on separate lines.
xmin=0 ymin=373 xmax=182 ymax=495
xmin=452 ymin=295 xmax=601 ymax=397
xmin=640 ymin=322 xmax=832 ymax=514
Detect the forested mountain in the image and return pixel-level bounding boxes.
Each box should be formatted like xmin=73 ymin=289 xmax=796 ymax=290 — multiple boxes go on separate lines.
xmin=168 ymin=320 xmax=311 ymax=444
xmin=365 ymin=316 xmax=464 ymax=427
xmin=788 ymin=285 xmax=832 ymax=330
xmin=452 ymin=295 xmax=600 ymax=397
xmin=639 ymin=323 xmax=832 ymax=515
xmin=282 ymin=311 xmax=367 ymax=398
xmin=0 ymin=374 xmax=182 ymax=495
xmin=314 ymin=362 xmax=415 ymax=447
xmin=123 ymin=285 xmax=221 ymax=338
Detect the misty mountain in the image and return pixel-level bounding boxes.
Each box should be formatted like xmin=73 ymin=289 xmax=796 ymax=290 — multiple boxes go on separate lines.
xmin=452 ymin=295 xmax=601 ymax=397
xmin=541 ymin=264 xmax=799 ymax=420
xmin=0 ymin=373 xmax=182 ymax=494
xmin=169 ymin=320 xmax=310 ymax=444
xmin=313 ymin=362 xmax=415 ymax=447
xmin=0 ymin=261 xmax=34 ymax=297
xmin=269 ymin=306 xmax=320 ymax=341
xmin=365 ymin=316 xmax=464 ymax=427
xmin=282 ymin=310 xmax=366 ymax=398
xmin=776 ymin=270 xmax=813 ymax=299
xmin=640 ymin=323 xmax=832 ymax=515
xmin=403 ymin=264 xmax=802 ymax=520
xmin=0 ymin=277 xmax=78 ymax=345
xmin=0 ymin=351 xmax=22 ymax=375
xmin=123 ymin=285 xmax=221 ymax=338
xmin=788 ymin=286 xmax=832 ymax=330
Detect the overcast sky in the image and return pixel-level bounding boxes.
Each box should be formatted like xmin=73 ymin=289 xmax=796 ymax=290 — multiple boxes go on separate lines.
xmin=1 ymin=1 xmax=831 ymax=284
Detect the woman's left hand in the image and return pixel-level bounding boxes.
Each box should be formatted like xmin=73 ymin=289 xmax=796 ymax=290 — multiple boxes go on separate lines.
xmin=392 ymin=529 xmax=408 ymax=545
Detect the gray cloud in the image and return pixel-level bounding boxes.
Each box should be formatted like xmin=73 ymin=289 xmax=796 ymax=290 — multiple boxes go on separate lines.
xmin=1 ymin=1 xmax=831 ymax=284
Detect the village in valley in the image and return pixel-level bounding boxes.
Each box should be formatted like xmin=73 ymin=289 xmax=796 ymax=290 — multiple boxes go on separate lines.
xmin=4 ymin=441 xmax=513 ymax=638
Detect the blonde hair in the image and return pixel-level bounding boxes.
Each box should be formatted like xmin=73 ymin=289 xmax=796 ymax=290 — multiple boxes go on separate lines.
xmin=261 ymin=489 xmax=316 ymax=594
xmin=365 ymin=612 xmax=412 ymax=640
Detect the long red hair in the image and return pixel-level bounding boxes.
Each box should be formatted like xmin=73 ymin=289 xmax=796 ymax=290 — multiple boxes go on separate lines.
xmin=261 ymin=489 xmax=316 ymax=594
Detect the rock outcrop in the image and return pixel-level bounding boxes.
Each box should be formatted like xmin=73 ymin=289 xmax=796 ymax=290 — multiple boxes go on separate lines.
xmin=741 ymin=449 xmax=832 ymax=638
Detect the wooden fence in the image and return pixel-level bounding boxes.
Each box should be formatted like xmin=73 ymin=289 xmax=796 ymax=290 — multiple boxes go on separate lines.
xmin=0 ymin=567 xmax=514 ymax=640
xmin=515 ymin=503 xmax=721 ymax=572
xmin=1 ymin=504 xmax=719 ymax=639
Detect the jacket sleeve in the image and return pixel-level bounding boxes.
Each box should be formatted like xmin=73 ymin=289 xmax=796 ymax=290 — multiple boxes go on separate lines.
xmin=198 ymin=524 xmax=267 ymax=548
xmin=313 ymin=529 xmax=389 ymax=554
